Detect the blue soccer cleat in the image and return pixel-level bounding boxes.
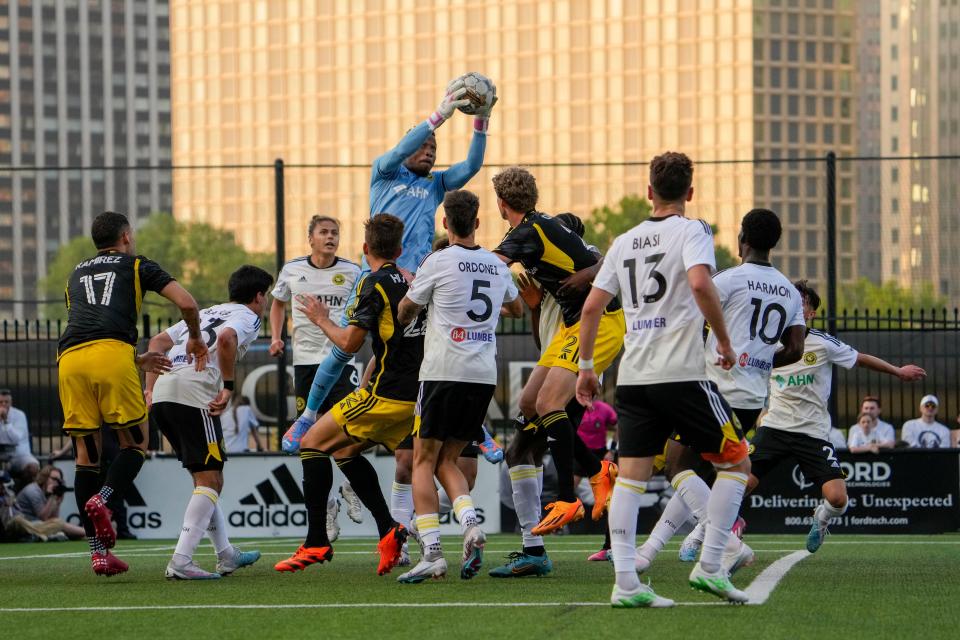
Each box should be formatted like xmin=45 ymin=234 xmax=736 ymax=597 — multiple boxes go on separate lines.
xmin=282 ymin=415 xmax=315 ymax=454
xmin=217 ymin=546 xmax=261 ymax=576
xmin=806 ymin=520 xmax=829 ymax=553
xmin=488 ymin=551 xmax=553 ymax=578
xmin=478 ymin=426 xmax=504 ymax=464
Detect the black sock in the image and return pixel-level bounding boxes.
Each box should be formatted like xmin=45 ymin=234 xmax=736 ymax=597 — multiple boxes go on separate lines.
xmin=524 ymin=545 xmax=546 ymax=556
xmin=542 ymin=410 xmax=578 ymax=502
xmin=573 ymin=435 xmax=602 ymax=478
xmin=74 ymin=464 xmax=101 ymax=538
xmin=102 ymin=447 xmax=145 ymax=500
xmin=336 ymin=455 xmax=394 ymax=537
xmin=301 ymin=448 xmax=333 ymax=548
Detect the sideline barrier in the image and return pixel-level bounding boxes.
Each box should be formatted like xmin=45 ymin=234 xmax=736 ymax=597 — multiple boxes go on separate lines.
xmin=743 ymin=450 xmax=960 ymax=534
xmin=54 ymin=454 xmax=501 ymax=539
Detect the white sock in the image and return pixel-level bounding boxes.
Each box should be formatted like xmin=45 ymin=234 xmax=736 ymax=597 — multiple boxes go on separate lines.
xmin=437 ymin=486 xmax=453 ymax=515
xmin=509 ymin=465 xmax=543 ymax=549
xmin=640 ymin=491 xmax=692 ymax=561
xmin=390 ymin=482 xmax=414 ymax=528
xmin=173 ymin=487 xmax=219 ymax=564
xmin=672 ymin=470 xmax=711 ymax=523
xmin=817 ymin=500 xmax=847 ymax=525
xmin=206 ymin=502 xmax=232 ymax=555
xmin=536 ymin=466 xmax=544 ymax=494
xmin=610 ymin=477 xmax=647 ymax=591
xmin=301 ymin=408 xmax=318 ymax=421
xmin=415 ymin=513 xmax=442 ymax=559
xmin=685 ymin=520 xmax=707 ymax=545
xmin=700 ymin=471 xmax=747 ymax=573
xmin=452 ymin=494 xmax=478 ymax=533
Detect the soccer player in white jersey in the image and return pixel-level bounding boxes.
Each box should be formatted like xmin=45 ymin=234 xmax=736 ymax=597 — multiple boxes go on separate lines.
xmin=269 ymin=216 xmax=364 ymax=534
xmin=145 ymin=265 xmax=274 ymax=580
xmin=749 ymin=280 xmax=925 ymax=552
xmin=635 ymin=208 xmax=806 ymax=574
xmin=576 ymin=152 xmax=750 ymax=607
xmin=395 ymin=190 xmax=521 ymax=583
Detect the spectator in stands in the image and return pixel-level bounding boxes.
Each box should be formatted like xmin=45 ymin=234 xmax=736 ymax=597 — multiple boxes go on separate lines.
xmin=221 ymin=395 xmax=263 ymax=453
xmin=848 ymin=413 xmax=893 ymax=453
xmin=0 ymin=389 xmax=31 ymax=465
xmin=15 ymin=465 xmax=85 ymax=539
xmin=827 ymin=426 xmax=847 ymax=450
xmin=854 ymin=396 xmax=896 ymax=444
xmin=901 ymin=395 xmax=952 ymax=448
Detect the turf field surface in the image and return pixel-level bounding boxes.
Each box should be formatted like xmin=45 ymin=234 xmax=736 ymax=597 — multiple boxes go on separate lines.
xmin=1 ymin=534 xmax=956 ymax=639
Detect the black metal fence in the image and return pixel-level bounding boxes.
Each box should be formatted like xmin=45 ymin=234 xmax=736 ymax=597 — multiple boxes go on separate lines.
xmin=3 ymin=309 xmax=958 ymax=457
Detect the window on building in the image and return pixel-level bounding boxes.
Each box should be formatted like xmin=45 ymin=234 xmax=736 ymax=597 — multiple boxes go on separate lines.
xmin=891 ymin=228 xmax=899 ymax=244
xmin=788 ymin=230 xmax=800 ymax=250
xmin=891 ymin=13 xmax=898 ymax=29
xmin=891 ymin=167 xmax=899 ymax=183
xmin=891 ymin=44 xmax=898 ymax=60
xmin=891 ymin=75 xmax=897 ymax=91
xmin=891 ymin=136 xmax=898 ymax=152
xmin=771 ymin=94 xmax=782 ymax=114
xmin=891 ymin=106 xmax=898 ymax=121
xmin=806 ymin=257 xmax=819 ymax=278
xmin=771 ymin=40 xmax=782 ymax=60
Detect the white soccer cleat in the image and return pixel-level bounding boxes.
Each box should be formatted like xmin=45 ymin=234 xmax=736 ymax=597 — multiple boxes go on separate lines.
xmin=339 ymin=483 xmax=364 ymax=524
xmin=397 ymin=555 xmax=448 ymax=584
xmin=398 ymin=541 xmax=411 ymax=567
xmin=688 ymin=562 xmax=748 ymax=603
xmin=610 ymin=583 xmax=675 ymax=608
xmin=216 ymin=545 xmax=262 ymax=576
xmin=721 ymin=540 xmax=755 ymax=577
xmin=165 ymin=559 xmax=221 ymax=580
xmin=326 ymin=497 xmax=340 ymax=543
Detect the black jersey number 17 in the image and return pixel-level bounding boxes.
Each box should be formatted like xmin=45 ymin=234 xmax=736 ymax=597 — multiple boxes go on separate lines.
xmin=623 ymin=253 xmax=667 ymax=307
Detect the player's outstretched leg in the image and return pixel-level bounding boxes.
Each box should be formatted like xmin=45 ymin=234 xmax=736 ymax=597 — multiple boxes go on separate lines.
xmin=282 ymin=347 xmax=353 ymax=453
xmin=397 ymin=513 xmax=446 ymax=583
xmin=636 ymin=490 xmax=693 ymax=573
xmin=71 ymin=434 xmax=130 ymax=576
xmin=207 ymin=502 xmax=261 ymax=575
xmin=807 ymin=479 xmax=848 ymax=553
xmin=688 ymin=471 xmax=750 ymax=603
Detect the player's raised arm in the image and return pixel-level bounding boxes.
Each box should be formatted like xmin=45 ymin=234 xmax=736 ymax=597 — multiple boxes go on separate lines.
xmin=855 ymin=353 xmax=926 ymax=381
xmin=159 ymin=281 xmax=207 ymax=370
xmin=372 ymin=81 xmax=471 ymax=179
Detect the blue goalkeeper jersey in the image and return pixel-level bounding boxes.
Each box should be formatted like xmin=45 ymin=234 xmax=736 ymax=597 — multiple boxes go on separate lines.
xmin=367 ymin=121 xmax=486 ymax=273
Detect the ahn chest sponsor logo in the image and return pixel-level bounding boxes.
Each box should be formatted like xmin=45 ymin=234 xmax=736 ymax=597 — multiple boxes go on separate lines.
xmin=773 ymin=372 xmax=815 ymax=388
xmin=229 ymin=464 xmax=307 ymax=528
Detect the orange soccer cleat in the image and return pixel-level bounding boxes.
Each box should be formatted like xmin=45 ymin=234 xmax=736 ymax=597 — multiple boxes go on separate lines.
xmin=274 ymin=545 xmax=333 ymax=572
xmin=376 ymin=524 xmax=408 ymax=576
xmin=590 ymin=460 xmax=618 ymax=521
xmin=531 ymin=499 xmax=585 ymax=536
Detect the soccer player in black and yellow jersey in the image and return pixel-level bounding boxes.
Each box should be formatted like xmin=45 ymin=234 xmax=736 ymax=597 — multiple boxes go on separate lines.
xmin=275 ymin=213 xmax=425 ymax=577
xmin=488 ymin=167 xmax=624 ymax=577
xmin=58 ymin=211 xmax=207 ymax=576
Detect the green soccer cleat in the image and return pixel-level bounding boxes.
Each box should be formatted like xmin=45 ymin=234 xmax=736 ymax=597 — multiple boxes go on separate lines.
xmin=688 ymin=562 xmax=748 ymax=603
xmin=611 ymin=583 xmax=675 ymax=608
xmin=488 ymin=551 xmax=553 ymax=578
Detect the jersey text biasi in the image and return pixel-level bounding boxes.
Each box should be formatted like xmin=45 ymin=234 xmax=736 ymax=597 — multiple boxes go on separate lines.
xmin=495 ymin=212 xmax=620 ymax=326
xmin=271 ymin=256 xmax=361 ymax=365
xmin=761 ymin=330 xmax=858 ymax=440
xmin=406 ymin=244 xmax=518 ymax=385
xmin=592 ymin=215 xmax=716 ymax=385
xmin=705 ymin=262 xmax=805 ymax=409
xmin=349 ymin=264 xmax=426 ymax=402
xmin=59 ymin=251 xmax=174 ymax=356
xmin=152 ymin=303 xmax=262 ymax=409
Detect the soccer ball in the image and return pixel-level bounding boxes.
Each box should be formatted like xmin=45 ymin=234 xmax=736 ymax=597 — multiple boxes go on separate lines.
xmin=453 ymin=72 xmax=496 ymax=115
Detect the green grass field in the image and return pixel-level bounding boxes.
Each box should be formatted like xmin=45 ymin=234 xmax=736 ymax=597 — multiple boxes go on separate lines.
xmin=1 ymin=534 xmax=956 ymax=639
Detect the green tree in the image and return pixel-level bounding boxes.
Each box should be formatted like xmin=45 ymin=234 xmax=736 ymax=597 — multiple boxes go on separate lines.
xmin=836 ymin=278 xmax=947 ymax=314
xmin=583 ymin=195 xmax=738 ymax=269
xmin=41 ymin=213 xmax=274 ymax=320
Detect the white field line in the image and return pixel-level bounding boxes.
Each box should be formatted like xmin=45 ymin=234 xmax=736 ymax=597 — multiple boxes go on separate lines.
xmin=743 ymin=550 xmax=810 ymax=606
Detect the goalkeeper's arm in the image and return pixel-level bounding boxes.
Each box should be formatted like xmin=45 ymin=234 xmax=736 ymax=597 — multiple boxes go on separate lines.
xmin=440 ymin=130 xmax=486 ymax=191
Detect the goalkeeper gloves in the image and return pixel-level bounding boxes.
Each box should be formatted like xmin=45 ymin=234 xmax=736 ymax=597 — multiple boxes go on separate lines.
xmin=427 ymin=79 xmax=471 ymax=130
xmin=473 ymin=84 xmax=498 ymax=133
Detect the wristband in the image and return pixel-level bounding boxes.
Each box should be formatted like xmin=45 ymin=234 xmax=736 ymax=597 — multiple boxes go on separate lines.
xmin=578 ymin=358 xmax=595 ymax=371
xmin=223 ymin=380 xmax=235 ymax=391
xmin=427 ymin=112 xmax=445 ymax=130
xmin=473 ymin=117 xmax=489 ymax=133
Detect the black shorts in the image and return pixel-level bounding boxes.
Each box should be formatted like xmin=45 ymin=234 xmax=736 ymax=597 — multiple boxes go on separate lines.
xmin=151 ymin=402 xmax=227 ymax=472
xmin=294 ymin=363 xmax=359 ymax=415
xmin=415 ymin=381 xmax=495 ymax=443
xmin=732 ymin=407 xmax=763 ymax=433
xmin=395 ymin=435 xmax=480 ymax=458
xmin=615 ymin=381 xmax=748 ymax=465
xmin=750 ymin=426 xmax=845 ymax=486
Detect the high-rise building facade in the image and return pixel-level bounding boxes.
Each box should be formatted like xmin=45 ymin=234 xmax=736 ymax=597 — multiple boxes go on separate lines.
xmin=0 ymin=0 xmax=172 ymax=319
xmin=169 ymin=0 xmax=857 ymax=291
xmin=858 ymin=0 xmax=960 ymax=299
